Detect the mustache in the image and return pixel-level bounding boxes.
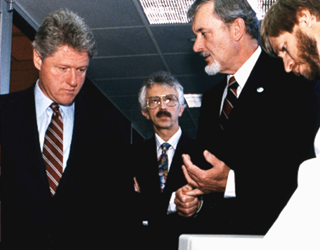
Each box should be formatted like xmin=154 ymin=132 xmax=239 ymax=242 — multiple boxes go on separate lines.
xmin=201 ymin=51 xmax=211 ymax=57
xmin=156 ymin=110 xmax=171 ymax=118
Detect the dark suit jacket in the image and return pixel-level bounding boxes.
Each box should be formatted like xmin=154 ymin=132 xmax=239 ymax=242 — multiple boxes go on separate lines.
xmin=130 ymin=132 xmax=195 ymax=250
xmin=1 ymin=83 xmax=137 ymax=249
xmin=193 ymin=50 xmax=320 ymax=235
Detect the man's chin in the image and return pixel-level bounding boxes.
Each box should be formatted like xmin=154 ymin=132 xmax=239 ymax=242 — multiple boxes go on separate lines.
xmin=301 ymin=69 xmax=320 ymax=81
xmin=205 ymin=64 xmax=221 ymax=76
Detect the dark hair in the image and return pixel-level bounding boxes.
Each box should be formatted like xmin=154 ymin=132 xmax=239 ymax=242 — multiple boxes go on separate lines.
xmin=188 ymin=0 xmax=259 ymax=40
xmin=260 ymin=0 xmax=320 ymax=56
xmin=32 ymin=9 xmax=97 ymax=60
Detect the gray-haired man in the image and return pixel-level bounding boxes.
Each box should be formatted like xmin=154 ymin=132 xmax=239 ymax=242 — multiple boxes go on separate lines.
xmin=1 ymin=9 xmax=136 ymax=249
xmin=131 ymin=71 xmax=195 ymax=250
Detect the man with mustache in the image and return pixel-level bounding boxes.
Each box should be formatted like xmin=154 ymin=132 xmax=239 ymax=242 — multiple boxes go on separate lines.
xmin=174 ymin=0 xmax=320 ymax=235
xmin=259 ymin=0 xmax=320 ymax=247
xmin=130 ymin=71 xmax=195 ymax=250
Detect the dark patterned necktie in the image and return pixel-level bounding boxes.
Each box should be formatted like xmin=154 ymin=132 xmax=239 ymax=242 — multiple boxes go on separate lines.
xmin=220 ymin=76 xmax=239 ymax=130
xmin=42 ymin=103 xmax=63 ymax=196
xmin=158 ymin=143 xmax=170 ymax=192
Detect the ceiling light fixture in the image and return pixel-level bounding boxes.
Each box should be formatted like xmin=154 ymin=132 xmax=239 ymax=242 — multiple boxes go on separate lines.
xmin=184 ymin=94 xmax=202 ymax=108
xmin=139 ymin=0 xmax=194 ymax=24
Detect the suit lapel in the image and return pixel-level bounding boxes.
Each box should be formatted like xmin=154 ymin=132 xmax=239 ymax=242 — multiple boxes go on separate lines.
xmin=164 ymin=133 xmax=186 ymax=193
xmin=150 ymin=137 xmax=162 ymax=192
xmin=8 ymin=86 xmax=49 ymax=187
xmin=226 ymin=52 xmax=269 ymax=129
xmin=55 ymin=94 xmax=88 ymax=195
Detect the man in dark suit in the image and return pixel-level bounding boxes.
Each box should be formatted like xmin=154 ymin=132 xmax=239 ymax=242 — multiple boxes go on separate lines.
xmin=1 ymin=9 xmax=136 ymax=249
xmin=175 ymin=0 xmax=320 ymax=235
xmin=131 ymin=71 xmax=195 ymax=250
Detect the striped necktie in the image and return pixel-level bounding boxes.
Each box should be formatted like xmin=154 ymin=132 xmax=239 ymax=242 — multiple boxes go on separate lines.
xmin=158 ymin=143 xmax=170 ymax=192
xmin=220 ymin=76 xmax=239 ymax=130
xmin=43 ymin=103 xmax=63 ymax=196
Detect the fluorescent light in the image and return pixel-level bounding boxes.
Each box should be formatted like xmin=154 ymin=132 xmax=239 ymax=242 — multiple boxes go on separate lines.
xmin=139 ymin=0 xmax=194 ymax=24
xmin=139 ymin=0 xmax=277 ymax=24
xmin=249 ymin=0 xmax=278 ymax=20
xmin=184 ymin=94 xmax=202 ymax=108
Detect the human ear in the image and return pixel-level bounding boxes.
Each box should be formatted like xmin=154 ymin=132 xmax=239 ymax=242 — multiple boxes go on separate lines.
xmin=33 ymin=49 xmax=42 ymax=71
xmin=141 ymin=109 xmax=150 ymax=120
xmin=231 ymin=18 xmax=245 ymax=41
xmin=297 ymin=8 xmax=314 ymax=28
xmin=178 ymin=104 xmax=185 ymax=117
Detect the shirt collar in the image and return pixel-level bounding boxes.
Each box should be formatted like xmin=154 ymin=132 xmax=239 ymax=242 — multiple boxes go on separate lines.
xmin=155 ymin=127 xmax=182 ymax=151
xmin=34 ymin=80 xmax=75 ymax=119
xmin=228 ymin=46 xmax=262 ymax=90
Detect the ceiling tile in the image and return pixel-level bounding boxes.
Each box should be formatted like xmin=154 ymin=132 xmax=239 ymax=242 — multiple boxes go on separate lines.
xmin=93 ymin=27 xmax=157 ymax=57
xmin=88 ymin=56 xmax=167 ymax=79
xmin=150 ymin=24 xmax=195 ymax=53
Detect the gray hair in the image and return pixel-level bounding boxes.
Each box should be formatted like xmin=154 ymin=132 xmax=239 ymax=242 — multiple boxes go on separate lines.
xmin=138 ymin=71 xmax=185 ymax=113
xmin=188 ymin=0 xmax=259 ymax=40
xmin=32 ymin=9 xmax=97 ymax=60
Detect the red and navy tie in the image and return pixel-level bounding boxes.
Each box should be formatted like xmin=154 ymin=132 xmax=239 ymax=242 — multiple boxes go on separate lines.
xmin=42 ymin=103 xmax=63 ymax=196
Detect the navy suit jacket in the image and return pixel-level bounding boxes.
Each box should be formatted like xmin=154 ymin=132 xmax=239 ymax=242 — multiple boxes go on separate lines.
xmin=1 ymin=83 xmax=137 ymax=249
xmin=132 ymin=132 xmax=195 ymax=214
xmin=193 ymin=50 xmax=320 ymax=235
xmin=130 ymin=132 xmax=195 ymax=250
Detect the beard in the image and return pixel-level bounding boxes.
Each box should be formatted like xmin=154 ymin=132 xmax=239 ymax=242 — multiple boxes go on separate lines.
xmin=295 ymin=29 xmax=320 ymax=80
xmin=201 ymin=52 xmax=221 ymax=75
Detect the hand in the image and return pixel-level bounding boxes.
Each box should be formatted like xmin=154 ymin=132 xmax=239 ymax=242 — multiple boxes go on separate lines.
xmin=174 ymin=184 xmax=201 ymax=218
xmin=182 ymin=150 xmax=230 ymax=195
xmin=133 ymin=177 xmax=140 ymax=193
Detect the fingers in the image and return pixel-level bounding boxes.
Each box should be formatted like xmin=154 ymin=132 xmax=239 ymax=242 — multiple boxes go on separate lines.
xmin=182 ymin=154 xmax=204 ymax=188
xmin=133 ymin=177 xmax=140 ymax=193
xmin=182 ymin=154 xmax=192 ymax=169
xmin=175 ymin=197 xmax=199 ymax=217
xmin=182 ymin=165 xmax=199 ymax=188
xmin=175 ymin=184 xmax=199 ymax=217
xmin=203 ymin=150 xmax=223 ymax=168
xmin=186 ymin=188 xmax=204 ymax=196
xmin=181 ymin=183 xmax=193 ymax=193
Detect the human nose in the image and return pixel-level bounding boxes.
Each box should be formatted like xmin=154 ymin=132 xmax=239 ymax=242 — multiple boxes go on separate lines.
xmin=159 ymin=98 xmax=167 ymax=109
xmin=67 ymin=69 xmax=77 ymax=86
xmin=193 ymin=36 xmax=203 ymax=53
xmin=283 ymin=54 xmax=295 ymax=73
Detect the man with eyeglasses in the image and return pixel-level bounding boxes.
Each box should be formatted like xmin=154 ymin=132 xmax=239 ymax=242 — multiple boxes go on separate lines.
xmin=130 ymin=71 xmax=195 ymax=250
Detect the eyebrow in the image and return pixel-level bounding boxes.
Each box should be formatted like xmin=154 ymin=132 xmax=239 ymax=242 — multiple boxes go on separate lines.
xmin=195 ymin=27 xmax=204 ymax=33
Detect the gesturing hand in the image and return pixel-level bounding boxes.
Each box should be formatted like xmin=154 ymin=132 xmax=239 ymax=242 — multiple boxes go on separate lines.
xmin=182 ymin=150 xmax=230 ymax=195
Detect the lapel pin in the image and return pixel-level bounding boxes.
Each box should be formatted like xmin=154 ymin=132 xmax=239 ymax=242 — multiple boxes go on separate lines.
xmin=257 ymin=87 xmax=264 ymax=93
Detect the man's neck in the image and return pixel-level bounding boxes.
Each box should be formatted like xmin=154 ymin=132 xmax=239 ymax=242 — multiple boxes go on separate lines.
xmin=155 ymin=126 xmax=179 ymax=142
xmin=228 ymin=38 xmax=259 ymax=75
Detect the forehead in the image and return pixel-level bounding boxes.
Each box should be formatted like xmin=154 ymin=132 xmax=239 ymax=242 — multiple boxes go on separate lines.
xmin=146 ymin=84 xmax=178 ymax=97
xmin=269 ymin=32 xmax=296 ymax=54
xmin=45 ymin=45 xmax=89 ymax=65
xmin=192 ymin=2 xmax=225 ymax=33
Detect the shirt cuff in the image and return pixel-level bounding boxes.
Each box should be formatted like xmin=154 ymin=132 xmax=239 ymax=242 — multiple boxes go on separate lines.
xmin=224 ymin=169 xmax=236 ymax=198
xmin=167 ymin=192 xmax=177 ymax=214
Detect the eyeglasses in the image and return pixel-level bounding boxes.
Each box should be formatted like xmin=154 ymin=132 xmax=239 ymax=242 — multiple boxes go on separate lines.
xmin=146 ymin=94 xmax=179 ymax=109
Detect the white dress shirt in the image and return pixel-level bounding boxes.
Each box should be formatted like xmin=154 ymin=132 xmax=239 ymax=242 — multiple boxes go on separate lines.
xmin=155 ymin=127 xmax=182 ymax=172
xmin=155 ymin=127 xmax=182 ymax=214
xmin=34 ymin=81 xmax=75 ymax=171
xmin=221 ymin=46 xmax=262 ymax=198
